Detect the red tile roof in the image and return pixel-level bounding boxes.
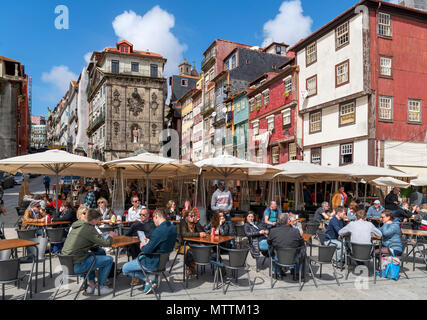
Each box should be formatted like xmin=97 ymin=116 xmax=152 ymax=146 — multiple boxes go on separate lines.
xmin=0 ymin=55 xmax=20 ymax=63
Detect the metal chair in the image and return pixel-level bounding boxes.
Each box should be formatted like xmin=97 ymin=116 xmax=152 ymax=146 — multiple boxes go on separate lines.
xmin=185 ymin=244 xmax=215 ymax=288
xmin=213 ymin=246 xmax=252 ymax=294
xmin=14 ymin=207 xmax=26 ymax=227
xmin=51 ymin=252 xmax=99 ymax=300
xmin=307 ymin=243 xmax=340 ymax=288
xmin=16 ymin=229 xmax=37 ymax=240
xmin=308 ymin=214 xmax=315 ymax=222
xmin=0 ymin=250 xmax=11 ymax=261
xmin=0 ymin=258 xmax=34 ymax=300
xmin=0 ymin=222 xmax=5 ymax=240
xmin=19 ymin=237 xmax=48 ymax=290
xmin=305 ymin=222 xmax=320 ymax=235
xmin=98 ymin=226 xmax=116 ymax=234
xmin=46 ymin=228 xmax=67 ymax=278
xmin=270 ymin=246 xmax=305 ymax=291
xmin=346 ymin=243 xmax=376 ymax=284
xmin=234 ymin=223 xmax=247 ymax=248
xmin=130 ymin=251 xmax=174 ymax=300
xmin=414 ymin=236 xmax=427 ymax=271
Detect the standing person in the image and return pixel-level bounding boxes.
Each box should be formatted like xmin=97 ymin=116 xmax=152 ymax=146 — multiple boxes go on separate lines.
xmin=263 ymin=201 xmax=282 ymax=229
xmin=43 ymin=176 xmax=51 ymax=195
xmin=211 ymin=180 xmax=233 ymax=219
xmin=77 ymin=185 xmax=88 ymax=206
xmin=339 ymin=210 xmax=382 ymax=244
xmin=303 ymin=185 xmax=312 ymax=206
xmin=127 ymin=196 xmax=144 ymax=222
xmin=84 ymin=184 xmax=97 ymax=209
xmin=385 ymin=188 xmax=400 ymax=213
xmin=325 ymin=206 xmax=346 ymax=267
xmin=410 ymin=187 xmax=427 ymax=208
xmin=122 ymin=209 xmax=177 ymax=295
xmin=98 ymin=179 xmax=110 ymax=202
xmin=332 ymin=186 xmax=347 ymax=210
xmin=380 ymin=210 xmax=403 ymax=256
xmin=62 ymin=209 xmax=117 ymax=295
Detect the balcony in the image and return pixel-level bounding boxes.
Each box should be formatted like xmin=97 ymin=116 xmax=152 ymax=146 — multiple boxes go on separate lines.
xmin=201 ymin=51 xmax=216 ymax=70
xmin=201 ymin=104 xmax=215 ymax=117
xmin=212 ymin=113 xmax=226 ymax=128
xmin=87 ymin=112 xmax=105 ymax=136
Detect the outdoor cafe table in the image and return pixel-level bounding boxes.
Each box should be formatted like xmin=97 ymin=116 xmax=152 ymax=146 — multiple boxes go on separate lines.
xmin=401 ymin=229 xmax=427 ymax=271
xmin=182 ymin=235 xmax=235 ymax=287
xmin=0 ymin=239 xmax=39 ymax=294
xmin=111 ymin=236 xmax=140 ymax=297
xmin=25 ymin=221 xmax=72 ymax=237
xmin=99 ymin=220 xmax=134 ymax=236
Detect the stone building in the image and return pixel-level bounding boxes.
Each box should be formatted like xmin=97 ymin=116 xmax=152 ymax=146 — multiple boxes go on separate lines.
xmin=86 ymin=40 xmax=167 ymax=161
xmin=0 ymin=55 xmax=29 ymax=159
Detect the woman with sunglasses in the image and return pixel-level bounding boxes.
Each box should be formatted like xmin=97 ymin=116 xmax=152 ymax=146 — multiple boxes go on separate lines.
xmin=97 ymin=197 xmax=111 ymax=221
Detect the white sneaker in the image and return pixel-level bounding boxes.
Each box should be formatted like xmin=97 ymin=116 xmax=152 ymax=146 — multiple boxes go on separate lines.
xmin=86 ymin=285 xmax=96 ymax=294
xmin=99 ymin=286 xmax=113 ymax=295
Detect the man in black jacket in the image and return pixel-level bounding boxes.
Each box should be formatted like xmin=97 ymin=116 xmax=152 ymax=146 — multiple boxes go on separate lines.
xmin=392 ymin=202 xmax=413 ymax=222
xmin=385 ymin=188 xmax=400 ymax=212
xmin=267 ymin=213 xmax=305 ymax=278
xmin=126 ymin=207 xmax=156 ymax=259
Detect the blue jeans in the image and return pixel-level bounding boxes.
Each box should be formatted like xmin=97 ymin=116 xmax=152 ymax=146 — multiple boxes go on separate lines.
xmin=122 ymin=256 xmax=156 ymax=282
xmin=225 ymin=214 xmax=236 ymax=248
xmin=74 ymin=254 xmax=113 ymax=286
xmin=326 ymin=239 xmax=343 ymax=262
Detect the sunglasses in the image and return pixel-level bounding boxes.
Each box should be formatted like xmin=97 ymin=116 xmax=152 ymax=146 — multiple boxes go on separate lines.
xmin=189 ymin=214 xmax=197 ymax=218
xmin=132 ymin=200 xmax=140 ymax=203
xmin=139 ymin=213 xmax=149 ymax=216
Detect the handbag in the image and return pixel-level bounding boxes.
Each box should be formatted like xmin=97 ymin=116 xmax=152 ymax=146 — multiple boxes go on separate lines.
xmin=379 ymin=253 xmax=400 ymax=281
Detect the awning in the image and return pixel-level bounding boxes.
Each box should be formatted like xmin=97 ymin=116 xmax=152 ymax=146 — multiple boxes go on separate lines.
xmin=390 ymin=165 xmax=427 ymax=178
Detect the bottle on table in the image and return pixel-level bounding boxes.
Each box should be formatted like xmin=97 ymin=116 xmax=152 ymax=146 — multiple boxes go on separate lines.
xmin=211 ymin=228 xmax=215 ymax=241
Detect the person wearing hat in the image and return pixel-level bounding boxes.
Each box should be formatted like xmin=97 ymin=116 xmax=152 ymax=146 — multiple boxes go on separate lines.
xmin=21 ymin=200 xmax=47 ymax=235
xmin=367 ymin=200 xmax=384 ymax=219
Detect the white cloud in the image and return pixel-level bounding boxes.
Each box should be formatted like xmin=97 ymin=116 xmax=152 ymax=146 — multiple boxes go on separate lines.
xmin=262 ymin=0 xmax=313 ymax=47
xmin=112 ymin=6 xmax=187 ymax=77
xmin=84 ymin=52 xmax=92 ymax=64
xmin=41 ymin=65 xmax=77 ymax=94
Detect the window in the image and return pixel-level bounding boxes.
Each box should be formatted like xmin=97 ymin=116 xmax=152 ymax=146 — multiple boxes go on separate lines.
xmin=336 ymin=60 xmax=350 ymax=87
xmin=306 ymin=75 xmax=317 ymax=97
xmin=306 ymin=42 xmax=317 ymax=66
xmin=256 ymin=148 xmax=264 ymax=164
xmin=181 ymin=79 xmax=188 ymax=87
xmin=380 ymin=57 xmax=392 ymax=77
xmin=284 ymin=76 xmax=292 ymax=93
xmin=272 ymin=146 xmax=280 ymax=164
xmin=231 ymin=54 xmax=236 ymax=69
xmin=276 ymin=45 xmax=282 ymax=55
xmin=336 ymin=22 xmax=349 ymax=49
xmin=379 ymin=96 xmax=393 ymax=121
xmin=263 ymin=90 xmax=270 ymax=106
xmin=339 ymin=101 xmax=355 ymax=126
xmin=289 ymin=143 xmax=297 ymax=161
xmin=310 ymin=111 xmax=321 ymax=133
xmin=267 ymin=116 xmax=275 ymax=133
xmin=131 ymin=62 xmax=139 ymax=73
xmin=311 ymin=148 xmax=321 ymax=165
xmin=121 ymin=46 xmax=128 ymax=53
xmin=340 ymin=143 xmax=353 ymax=166
xmin=408 ymin=99 xmax=422 ymax=123
xmin=111 ymin=60 xmax=119 ymax=74
xmin=255 ymin=94 xmax=262 ymax=109
xmin=249 ymin=98 xmax=255 ymax=112
xmin=252 ymin=121 xmax=259 ymax=136
xmin=378 ymin=13 xmax=392 ymax=37
xmin=150 ymin=64 xmax=158 ymax=77
xmin=282 ymin=109 xmax=291 ymax=127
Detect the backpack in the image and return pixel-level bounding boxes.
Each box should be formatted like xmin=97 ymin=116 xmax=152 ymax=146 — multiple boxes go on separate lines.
xmin=379 ymin=254 xmax=401 ymax=281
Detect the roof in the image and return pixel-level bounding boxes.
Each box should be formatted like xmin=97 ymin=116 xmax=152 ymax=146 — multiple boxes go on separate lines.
xmin=248 ymin=72 xmax=278 ymax=87
xmin=289 ymin=0 xmax=427 ymax=52
xmin=247 ymin=65 xmax=297 ymax=98
xmin=224 ymin=88 xmax=254 ymax=103
xmin=262 ymin=42 xmax=289 ymax=52
xmin=202 ymin=39 xmax=252 ymax=56
xmin=177 ymin=88 xmax=198 ymax=104
xmin=0 ymin=55 xmax=20 ymax=63
xmin=104 ymin=47 xmax=164 ymax=59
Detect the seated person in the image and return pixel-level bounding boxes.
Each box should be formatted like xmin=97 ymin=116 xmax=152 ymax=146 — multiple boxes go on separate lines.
xmin=421 ymin=211 xmax=427 ymax=231
xmin=267 ymin=213 xmax=305 ymax=277
xmin=127 ymin=196 xmax=144 ymax=222
xmin=126 ymin=207 xmax=156 ymax=260
xmin=367 ymin=200 xmax=385 ymax=219
xmin=347 ymin=202 xmax=359 ymax=222
xmin=392 ymin=202 xmax=412 ymax=223
xmin=313 ymin=202 xmax=332 ymax=223
xmin=0 ymin=203 xmax=6 ymax=239
xmin=53 ymin=201 xmax=77 ymax=223
xmin=244 ymin=211 xmax=269 ymax=261
xmin=165 ymin=200 xmax=180 ymax=221
xmin=288 ymin=213 xmax=304 ymax=235
xmin=122 ymin=209 xmax=177 ymax=295
xmin=412 ymin=204 xmax=424 ymax=229
xmin=325 ymin=206 xmax=346 ymax=267
xmin=205 ymin=212 xmax=232 ymax=248
xmin=380 ymin=210 xmax=403 ymax=256
xmin=97 ymin=197 xmax=112 ymax=221
xmin=339 ymin=210 xmax=382 ymax=244
xmin=21 ymin=200 xmax=47 ymax=235
xmin=263 ymin=201 xmax=282 ymax=229
xmin=62 ymin=209 xmax=117 ymax=295
xmin=182 ymin=200 xmax=199 ymax=221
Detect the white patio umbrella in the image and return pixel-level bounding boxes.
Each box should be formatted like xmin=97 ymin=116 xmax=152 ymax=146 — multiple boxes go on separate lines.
xmin=410 ymin=177 xmax=427 ymax=187
xmin=0 ymin=150 xmax=105 ymax=213
xmin=103 ymin=153 xmax=198 ymax=205
xmin=371 ymin=177 xmax=410 ymax=188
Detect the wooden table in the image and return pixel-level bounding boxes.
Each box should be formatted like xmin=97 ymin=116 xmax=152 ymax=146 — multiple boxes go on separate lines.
xmin=0 ymin=239 xmax=40 ymax=293
xmin=231 ymin=217 xmax=245 ymax=223
xmin=25 ymin=221 xmax=72 ymax=237
xmin=182 ymin=235 xmax=235 ymax=287
xmin=111 ymin=236 xmax=140 ymax=297
xmin=100 ymin=220 xmax=135 ymax=236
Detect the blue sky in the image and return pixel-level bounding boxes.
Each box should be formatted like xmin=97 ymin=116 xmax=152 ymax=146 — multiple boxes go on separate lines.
xmin=0 ymin=0 xmax=375 ymax=116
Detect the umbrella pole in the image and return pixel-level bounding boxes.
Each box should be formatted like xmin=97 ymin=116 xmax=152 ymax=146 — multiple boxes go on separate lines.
xmin=146 ymin=173 xmax=149 ymax=207
xmin=314 ymin=183 xmax=317 ymax=206
xmin=56 ymin=170 xmax=59 ymax=215
xmin=364 ymin=182 xmax=368 ymax=203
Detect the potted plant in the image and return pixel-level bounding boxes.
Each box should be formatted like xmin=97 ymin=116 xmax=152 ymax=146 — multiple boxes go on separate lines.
xmin=283 ymin=91 xmax=290 ymax=98
xmin=255 ymin=105 xmax=261 ymax=111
